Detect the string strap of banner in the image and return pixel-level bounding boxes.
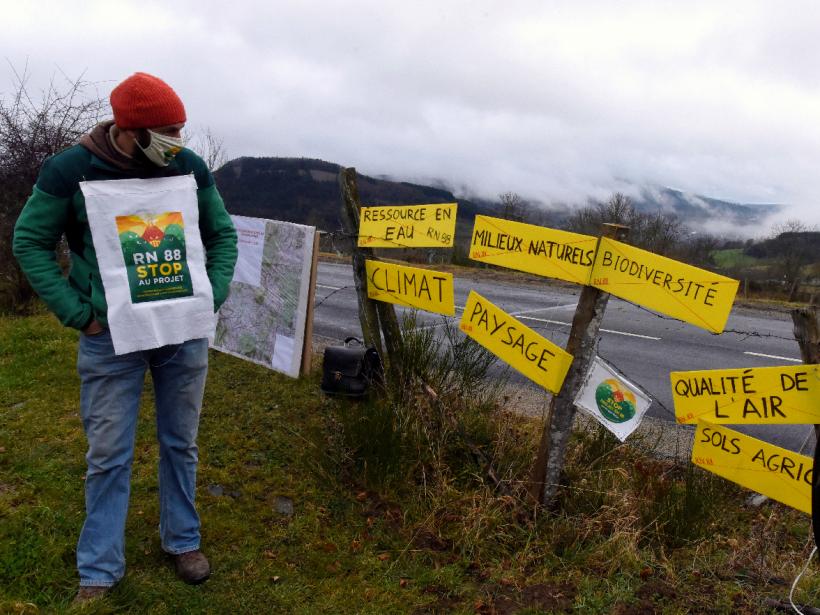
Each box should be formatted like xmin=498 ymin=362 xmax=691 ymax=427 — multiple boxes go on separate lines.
xmin=789 ymin=545 xmax=817 ymax=615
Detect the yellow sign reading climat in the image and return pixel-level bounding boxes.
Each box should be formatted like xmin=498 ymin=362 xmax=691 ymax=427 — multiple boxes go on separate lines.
xmin=468 ymin=216 xmax=597 ymax=285
xmin=459 ymin=291 xmax=573 ymax=393
xmin=358 ymin=203 xmax=457 ymax=248
xmin=590 ymin=238 xmax=739 ymax=333
xmin=365 ymin=260 xmax=455 ymax=316
xmin=692 ymin=421 xmax=812 ymax=514
xmin=672 ymin=364 xmax=820 ymax=425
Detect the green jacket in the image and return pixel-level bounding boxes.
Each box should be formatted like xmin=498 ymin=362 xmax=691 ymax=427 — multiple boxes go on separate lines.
xmin=12 ymin=145 xmax=238 ymax=330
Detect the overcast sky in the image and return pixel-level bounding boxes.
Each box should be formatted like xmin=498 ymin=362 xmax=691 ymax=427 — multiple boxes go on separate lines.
xmin=3 ymin=0 xmax=820 ymax=229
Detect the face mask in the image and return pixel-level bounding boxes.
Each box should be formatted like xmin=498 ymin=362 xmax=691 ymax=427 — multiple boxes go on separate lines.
xmin=137 ymin=130 xmax=184 ymax=167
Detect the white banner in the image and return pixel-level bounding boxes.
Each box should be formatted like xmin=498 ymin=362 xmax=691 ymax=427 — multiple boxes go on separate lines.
xmin=574 ymin=356 xmax=652 ymax=441
xmin=81 ymin=175 xmax=215 ymax=355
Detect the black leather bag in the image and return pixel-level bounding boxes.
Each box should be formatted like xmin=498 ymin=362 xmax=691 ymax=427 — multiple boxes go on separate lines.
xmin=321 ymin=337 xmax=383 ymax=397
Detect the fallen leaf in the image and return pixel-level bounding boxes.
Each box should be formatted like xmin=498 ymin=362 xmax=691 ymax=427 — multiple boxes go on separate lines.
xmin=326 ymin=560 xmax=341 ymax=573
xmin=377 ymin=553 xmax=391 ymax=561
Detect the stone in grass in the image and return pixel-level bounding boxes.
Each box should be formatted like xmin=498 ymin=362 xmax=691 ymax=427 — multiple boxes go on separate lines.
xmin=275 ymin=496 xmax=294 ymax=516
xmin=746 ymin=493 xmax=768 ymax=507
xmin=207 ymin=484 xmax=224 ymax=497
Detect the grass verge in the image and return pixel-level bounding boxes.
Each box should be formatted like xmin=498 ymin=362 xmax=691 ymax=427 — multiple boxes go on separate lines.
xmin=1 ymin=313 xmax=819 ymax=613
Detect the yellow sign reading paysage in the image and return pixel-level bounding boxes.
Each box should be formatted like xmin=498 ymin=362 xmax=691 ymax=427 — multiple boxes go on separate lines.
xmin=365 ymin=260 xmax=455 ymax=315
xmin=469 ymin=216 xmax=597 ymax=285
xmin=692 ymin=421 xmax=812 ymax=514
xmin=590 ymin=238 xmax=739 ymax=333
xmin=459 ymin=291 xmax=573 ymax=393
xmin=672 ymin=364 xmax=820 ymax=425
xmin=358 ymin=203 xmax=457 ymax=248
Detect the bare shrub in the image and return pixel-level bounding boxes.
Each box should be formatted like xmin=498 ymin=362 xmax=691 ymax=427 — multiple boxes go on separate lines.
xmin=0 ymin=63 xmax=105 ymax=312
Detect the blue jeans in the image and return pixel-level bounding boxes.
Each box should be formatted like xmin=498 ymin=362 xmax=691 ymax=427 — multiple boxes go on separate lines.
xmin=76 ymin=330 xmax=209 ymax=587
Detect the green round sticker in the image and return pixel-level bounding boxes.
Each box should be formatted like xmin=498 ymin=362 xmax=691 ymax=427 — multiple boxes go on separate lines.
xmin=594 ymin=378 xmax=636 ymax=423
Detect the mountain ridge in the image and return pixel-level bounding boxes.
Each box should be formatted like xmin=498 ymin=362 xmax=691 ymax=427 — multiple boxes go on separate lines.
xmin=213 ymin=156 xmax=780 ymax=233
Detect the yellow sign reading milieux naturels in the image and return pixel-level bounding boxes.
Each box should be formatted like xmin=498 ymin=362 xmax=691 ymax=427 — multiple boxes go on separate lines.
xmin=459 ymin=291 xmax=573 ymax=393
xmin=468 ymin=216 xmax=597 ymax=285
xmin=590 ymin=238 xmax=739 ymax=333
xmin=365 ymin=260 xmax=455 ymax=316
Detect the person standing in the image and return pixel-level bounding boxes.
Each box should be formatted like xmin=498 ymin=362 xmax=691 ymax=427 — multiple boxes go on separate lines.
xmin=12 ymin=72 xmax=237 ymax=603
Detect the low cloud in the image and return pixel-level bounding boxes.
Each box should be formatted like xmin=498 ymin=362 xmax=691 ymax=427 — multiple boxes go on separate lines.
xmin=3 ymin=0 xmax=820 ymax=227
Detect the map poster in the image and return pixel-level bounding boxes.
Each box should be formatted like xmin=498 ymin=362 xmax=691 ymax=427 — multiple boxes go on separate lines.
xmin=213 ymin=215 xmax=316 ymax=378
xmin=574 ymin=356 xmax=652 ymax=442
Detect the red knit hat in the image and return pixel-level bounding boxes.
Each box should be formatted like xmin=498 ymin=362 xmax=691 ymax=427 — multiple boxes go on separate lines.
xmin=110 ymin=72 xmax=186 ymax=129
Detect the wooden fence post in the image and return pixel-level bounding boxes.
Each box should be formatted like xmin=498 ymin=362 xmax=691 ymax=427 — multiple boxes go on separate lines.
xmin=338 ymin=167 xmax=403 ymax=372
xmin=529 ymin=223 xmax=629 ymax=508
xmin=791 ymin=307 xmax=820 ymax=441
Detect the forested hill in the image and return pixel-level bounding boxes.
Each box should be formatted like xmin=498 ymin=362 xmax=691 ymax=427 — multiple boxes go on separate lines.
xmin=213 ymin=156 xmax=780 ymax=234
xmin=213 ymin=156 xmax=497 ymax=231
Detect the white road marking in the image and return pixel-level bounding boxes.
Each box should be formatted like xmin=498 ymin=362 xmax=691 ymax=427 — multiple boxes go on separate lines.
xmin=599 ymin=328 xmax=661 ymax=341
xmin=517 ymin=316 xmax=661 ymax=340
xmin=315 ymin=287 xmax=653 ymax=341
xmin=743 ymin=351 xmax=801 ymax=363
xmin=510 ymin=303 xmax=577 ymax=316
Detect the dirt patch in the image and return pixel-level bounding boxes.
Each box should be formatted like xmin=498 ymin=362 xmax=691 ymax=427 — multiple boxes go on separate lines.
xmin=488 ymin=581 xmax=576 ymax=614
xmin=412 ymin=529 xmax=452 ymax=552
xmin=412 ymin=584 xmax=462 ymax=614
xmin=634 ymin=578 xmax=677 ymax=602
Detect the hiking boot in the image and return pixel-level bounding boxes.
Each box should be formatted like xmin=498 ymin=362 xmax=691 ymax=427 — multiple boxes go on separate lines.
xmin=174 ymin=549 xmax=210 ymax=584
xmin=73 ymin=585 xmax=110 ymax=604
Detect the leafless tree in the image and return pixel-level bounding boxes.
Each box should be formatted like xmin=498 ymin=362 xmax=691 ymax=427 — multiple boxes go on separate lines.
xmin=186 ymin=126 xmax=227 ymax=172
xmin=498 ymin=191 xmax=524 ymax=222
xmin=567 ymin=192 xmax=683 ymax=255
xmin=771 ymin=219 xmax=817 ymax=301
xmin=0 ymin=62 xmax=106 ymax=311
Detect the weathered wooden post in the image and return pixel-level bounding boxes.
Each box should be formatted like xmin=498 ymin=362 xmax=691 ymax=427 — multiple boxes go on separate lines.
xmin=529 ymin=223 xmax=629 ymax=507
xmin=792 ymin=307 xmax=820 ymax=441
xmin=338 ymin=167 xmax=403 ymax=373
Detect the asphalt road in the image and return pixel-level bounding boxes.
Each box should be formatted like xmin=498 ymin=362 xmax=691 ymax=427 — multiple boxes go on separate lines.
xmin=313 ymin=260 xmax=814 ymax=453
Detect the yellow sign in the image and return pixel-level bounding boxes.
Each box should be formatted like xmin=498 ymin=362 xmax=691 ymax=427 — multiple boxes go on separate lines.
xmin=365 ymin=260 xmax=455 ymax=316
xmin=458 ymin=291 xmax=573 ymax=393
xmin=590 ymin=238 xmax=739 ymax=333
xmin=358 ymin=203 xmax=457 ymax=248
xmin=692 ymin=421 xmax=812 ymax=514
xmin=468 ymin=216 xmax=597 ymax=285
xmin=673 ymin=364 xmax=820 ymax=424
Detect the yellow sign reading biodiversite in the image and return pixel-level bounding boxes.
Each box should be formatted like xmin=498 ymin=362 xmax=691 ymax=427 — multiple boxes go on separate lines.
xmin=358 ymin=203 xmax=457 ymax=248
xmin=365 ymin=260 xmax=455 ymax=316
xmin=459 ymin=291 xmax=573 ymax=393
xmin=672 ymin=364 xmax=820 ymax=425
xmin=468 ymin=216 xmax=597 ymax=285
xmin=692 ymin=421 xmax=812 ymax=514
xmin=590 ymin=238 xmax=739 ymax=333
